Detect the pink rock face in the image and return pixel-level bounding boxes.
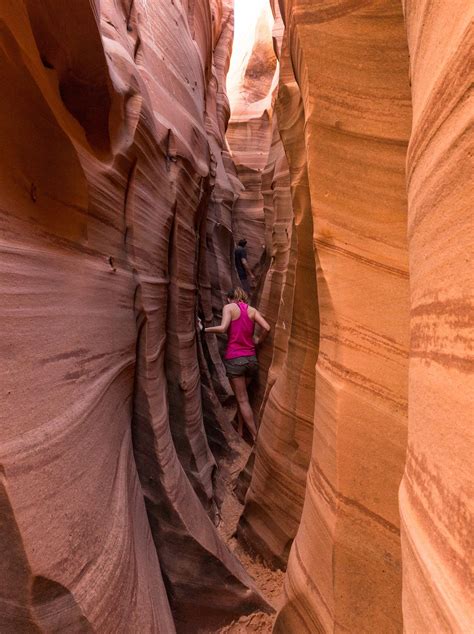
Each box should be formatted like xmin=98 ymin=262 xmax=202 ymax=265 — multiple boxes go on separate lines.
xmin=0 ymin=0 xmax=269 ymax=631
xmin=227 ymin=114 xmax=272 ymax=277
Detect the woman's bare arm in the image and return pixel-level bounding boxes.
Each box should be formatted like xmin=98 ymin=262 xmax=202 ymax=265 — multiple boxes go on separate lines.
xmin=241 ymin=257 xmax=255 ymax=282
xmin=254 ymin=310 xmax=271 ymax=345
xmin=204 ymin=304 xmax=232 ymax=334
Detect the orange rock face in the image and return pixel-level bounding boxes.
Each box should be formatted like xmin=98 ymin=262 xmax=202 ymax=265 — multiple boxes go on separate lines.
xmin=0 ymin=1 xmax=268 ymax=631
xmin=262 ymin=0 xmax=413 ymax=630
xmin=399 ymin=2 xmax=473 ymax=631
xmin=246 ymin=0 xmax=472 ymax=632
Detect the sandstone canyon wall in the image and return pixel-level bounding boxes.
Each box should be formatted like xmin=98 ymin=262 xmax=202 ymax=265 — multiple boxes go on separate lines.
xmin=257 ymin=4 xmax=412 ymax=631
xmin=237 ymin=2 xmax=319 ymax=570
xmin=226 ymin=2 xmax=278 ymax=277
xmin=399 ymin=2 xmax=473 ymax=631
xmin=242 ymin=1 xmax=472 ymax=632
xmin=0 ymin=1 xmax=269 ymax=631
xmin=1 ymin=0 xmax=472 ymax=633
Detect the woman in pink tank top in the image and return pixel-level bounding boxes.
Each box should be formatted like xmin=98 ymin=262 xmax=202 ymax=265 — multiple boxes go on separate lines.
xmin=204 ymin=287 xmax=270 ymax=442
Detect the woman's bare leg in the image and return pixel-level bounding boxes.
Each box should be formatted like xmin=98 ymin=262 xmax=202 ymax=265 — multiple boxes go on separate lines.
xmin=242 ymin=377 xmax=252 ymax=436
xmin=230 ymin=376 xmax=257 ymax=441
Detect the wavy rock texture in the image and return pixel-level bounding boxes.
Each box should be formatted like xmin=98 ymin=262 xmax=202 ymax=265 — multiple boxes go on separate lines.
xmin=237 ymin=2 xmax=319 ymax=570
xmin=272 ymin=1 xmax=412 ymax=631
xmin=198 ymin=0 xmax=243 ymax=461
xmin=1 ymin=0 xmax=472 ymax=632
xmin=251 ymin=110 xmax=295 ymax=404
xmin=226 ymin=3 xmax=278 ymax=276
xmin=249 ymin=1 xmax=472 ymax=632
xmin=0 ymin=1 xmax=269 ymax=631
xmin=399 ymin=2 xmax=473 ymax=631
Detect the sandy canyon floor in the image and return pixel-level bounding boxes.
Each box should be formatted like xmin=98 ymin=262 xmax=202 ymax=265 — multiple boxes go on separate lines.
xmin=212 ymin=430 xmax=284 ymax=633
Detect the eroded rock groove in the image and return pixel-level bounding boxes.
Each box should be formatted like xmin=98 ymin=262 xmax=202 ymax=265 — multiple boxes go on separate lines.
xmin=0 ymin=1 xmax=471 ymax=633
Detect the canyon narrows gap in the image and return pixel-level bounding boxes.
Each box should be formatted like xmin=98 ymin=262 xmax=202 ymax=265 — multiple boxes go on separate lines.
xmin=0 ymin=1 xmax=472 ymax=633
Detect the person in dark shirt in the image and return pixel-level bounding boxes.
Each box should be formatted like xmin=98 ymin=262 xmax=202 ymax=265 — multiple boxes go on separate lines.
xmin=234 ymin=239 xmax=255 ymax=293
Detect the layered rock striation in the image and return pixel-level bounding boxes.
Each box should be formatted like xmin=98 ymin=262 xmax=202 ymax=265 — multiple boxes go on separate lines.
xmin=0 ymin=1 xmax=269 ymax=631
xmin=274 ymin=1 xmax=413 ymax=629
xmin=236 ymin=2 xmax=318 ymax=570
xmin=1 ymin=0 xmax=472 ymax=632
xmin=226 ymin=1 xmax=278 ymax=277
xmin=399 ymin=2 xmax=474 ymax=631
xmin=236 ymin=1 xmax=473 ymax=632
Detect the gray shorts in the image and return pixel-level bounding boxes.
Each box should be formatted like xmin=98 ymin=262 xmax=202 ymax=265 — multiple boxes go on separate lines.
xmin=224 ymin=355 xmax=258 ymax=378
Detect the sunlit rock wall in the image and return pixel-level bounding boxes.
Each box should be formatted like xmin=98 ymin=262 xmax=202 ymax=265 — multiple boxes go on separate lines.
xmin=226 ymin=2 xmax=278 ymax=276
xmin=399 ymin=2 xmax=474 ymax=631
xmin=0 ymin=1 xmax=269 ymax=631
xmin=273 ymin=1 xmax=412 ymax=631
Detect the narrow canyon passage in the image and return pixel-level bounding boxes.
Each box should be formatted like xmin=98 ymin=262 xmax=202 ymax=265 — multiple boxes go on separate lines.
xmin=0 ymin=1 xmax=472 ymax=634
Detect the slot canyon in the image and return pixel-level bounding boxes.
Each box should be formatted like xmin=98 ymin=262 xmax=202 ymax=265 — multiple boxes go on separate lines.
xmin=0 ymin=0 xmax=472 ymax=632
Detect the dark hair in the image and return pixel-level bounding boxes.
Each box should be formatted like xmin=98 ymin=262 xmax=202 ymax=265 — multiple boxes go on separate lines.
xmin=226 ymin=287 xmax=249 ymax=304
xmin=237 ymin=239 xmax=247 ymax=247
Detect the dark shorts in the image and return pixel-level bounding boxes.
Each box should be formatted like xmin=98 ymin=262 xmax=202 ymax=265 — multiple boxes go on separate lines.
xmin=224 ymin=355 xmax=258 ymax=378
xmin=238 ymin=276 xmax=250 ymax=293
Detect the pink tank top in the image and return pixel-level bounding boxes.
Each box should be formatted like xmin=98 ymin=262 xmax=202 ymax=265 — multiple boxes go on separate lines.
xmin=225 ymin=302 xmax=256 ymax=359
